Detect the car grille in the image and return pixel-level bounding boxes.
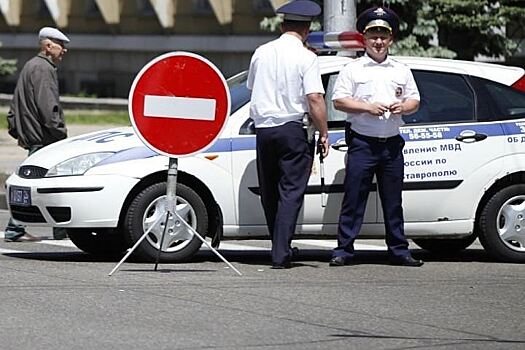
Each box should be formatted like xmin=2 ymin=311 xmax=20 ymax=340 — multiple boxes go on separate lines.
xmin=10 ymin=205 xmax=46 ymax=223
xmin=18 ymin=166 xmax=48 ymax=179
xmin=46 ymin=206 xmax=71 ymax=223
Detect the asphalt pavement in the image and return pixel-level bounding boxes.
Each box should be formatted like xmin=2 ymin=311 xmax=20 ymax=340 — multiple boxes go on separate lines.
xmin=1 ymin=206 xmax=524 ymax=350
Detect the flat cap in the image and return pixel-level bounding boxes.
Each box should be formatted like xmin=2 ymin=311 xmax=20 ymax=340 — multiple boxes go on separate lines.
xmin=276 ymin=0 xmax=321 ymax=22
xmin=356 ymin=7 xmax=399 ymax=35
xmin=38 ymin=27 xmax=70 ymax=43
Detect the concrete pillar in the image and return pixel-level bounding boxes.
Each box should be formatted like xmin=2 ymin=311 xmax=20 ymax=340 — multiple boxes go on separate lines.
xmin=44 ymin=0 xmax=72 ymax=28
xmin=148 ymin=0 xmax=175 ymax=28
xmin=95 ymin=0 xmax=121 ymax=25
xmin=268 ymin=0 xmax=288 ymax=11
xmin=209 ymin=0 xmax=232 ymax=25
xmin=0 ymin=0 xmax=21 ymax=26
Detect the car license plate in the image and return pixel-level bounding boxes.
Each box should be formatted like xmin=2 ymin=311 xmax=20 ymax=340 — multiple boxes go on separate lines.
xmin=9 ymin=186 xmax=31 ymax=206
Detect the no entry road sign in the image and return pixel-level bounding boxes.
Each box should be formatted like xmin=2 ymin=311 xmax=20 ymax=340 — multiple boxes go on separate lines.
xmin=129 ymin=52 xmax=231 ymax=157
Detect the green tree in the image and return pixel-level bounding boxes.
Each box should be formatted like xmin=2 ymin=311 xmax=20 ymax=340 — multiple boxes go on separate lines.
xmin=364 ymin=0 xmax=525 ymax=59
xmin=424 ymin=0 xmax=525 ymax=60
xmin=261 ymin=0 xmax=525 ymax=60
xmin=362 ymin=0 xmax=456 ymax=57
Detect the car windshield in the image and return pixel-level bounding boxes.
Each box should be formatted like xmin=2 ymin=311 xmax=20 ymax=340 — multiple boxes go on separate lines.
xmin=227 ymin=71 xmax=251 ymax=114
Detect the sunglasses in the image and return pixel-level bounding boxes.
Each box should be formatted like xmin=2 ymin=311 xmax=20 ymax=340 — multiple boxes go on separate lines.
xmin=48 ymin=38 xmax=66 ymax=48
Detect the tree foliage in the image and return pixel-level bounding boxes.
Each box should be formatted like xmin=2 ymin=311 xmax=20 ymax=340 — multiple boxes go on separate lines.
xmin=0 ymin=42 xmax=16 ymax=77
xmin=360 ymin=0 xmax=456 ymax=57
xmin=426 ymin=0 xmax=525 ymax=60
xmin=261 ymin=0 xmax=525 ymax=61
xmin=0 ymin=58 xmax=17 ymax=76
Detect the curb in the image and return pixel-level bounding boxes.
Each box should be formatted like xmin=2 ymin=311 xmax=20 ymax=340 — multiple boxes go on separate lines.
xmin=1 ymin=93 xmax=127 ymax=111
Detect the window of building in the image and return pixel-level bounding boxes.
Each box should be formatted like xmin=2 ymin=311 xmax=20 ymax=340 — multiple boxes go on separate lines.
xmin=252 ymin=0 xmax=273 ymax=13
xmin=36 ymin=2 xmax=52 ymax=19
xmin=193 ymin=0 xmax=213 ymax=14
xmin=80 ymin=80 xmax=116 ymax=98
xmin=84 ymin=0 xmax=103 ymax=18
xmin=136 ymin=0 xmax=155 ymax=17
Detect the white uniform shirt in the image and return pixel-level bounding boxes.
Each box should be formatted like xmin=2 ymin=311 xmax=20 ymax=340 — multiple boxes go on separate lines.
xmin=247 ymin=33 xmax=324 ymax=128
xmin=332 ymin=54 xmax=420 ymax=138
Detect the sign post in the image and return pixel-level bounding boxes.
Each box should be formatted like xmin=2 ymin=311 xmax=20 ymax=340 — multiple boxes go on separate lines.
xmin=109 ymin=52 xmax=241 ymax=276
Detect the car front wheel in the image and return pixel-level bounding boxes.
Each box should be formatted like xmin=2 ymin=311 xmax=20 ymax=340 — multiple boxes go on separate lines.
xmin=479 ymin=184 xmax=525 ymax=263
xmin=122 ymin=182 xmax=208 ymax=262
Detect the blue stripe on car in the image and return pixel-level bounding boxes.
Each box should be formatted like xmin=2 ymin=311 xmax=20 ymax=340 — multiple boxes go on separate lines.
xmin=95 ymin=121 xmax=524 ymax=166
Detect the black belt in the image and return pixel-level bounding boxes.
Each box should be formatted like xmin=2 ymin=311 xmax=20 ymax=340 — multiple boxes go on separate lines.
xmin=350 ymin=130 xmax=400 ymax=143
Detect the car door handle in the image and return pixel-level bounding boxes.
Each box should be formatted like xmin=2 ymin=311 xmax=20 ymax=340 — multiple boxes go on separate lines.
xmin=455 ymin=133 xmax=488 ymax=142
xmin=331 ymin=140 xmax=347 ymax=151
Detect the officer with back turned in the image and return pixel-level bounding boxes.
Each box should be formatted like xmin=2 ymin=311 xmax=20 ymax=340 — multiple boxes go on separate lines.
xmin=247 ymin=0 xmax=329 ymax=269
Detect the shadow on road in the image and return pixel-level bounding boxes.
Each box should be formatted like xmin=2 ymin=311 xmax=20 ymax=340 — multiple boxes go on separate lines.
xmin=329 ymin=333 xmax=525 ymax=346
xmin=1 ymin=247 xmax=505 ymax=265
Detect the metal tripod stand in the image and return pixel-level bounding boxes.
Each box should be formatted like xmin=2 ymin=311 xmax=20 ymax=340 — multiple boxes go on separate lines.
xmin=108 ymin=158 xmax=242 ymax=276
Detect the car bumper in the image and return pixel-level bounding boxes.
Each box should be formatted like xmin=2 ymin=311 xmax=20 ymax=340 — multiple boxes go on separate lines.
xmin=6 ymin=174 xmax=139 ymax=228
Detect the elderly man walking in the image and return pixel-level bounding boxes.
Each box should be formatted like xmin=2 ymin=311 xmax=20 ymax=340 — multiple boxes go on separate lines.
xmin=4 ymin=27 xmax=70 ymax=242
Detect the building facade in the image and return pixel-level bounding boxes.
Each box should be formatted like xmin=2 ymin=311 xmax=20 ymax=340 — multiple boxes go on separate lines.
xmin=0 ymin=0 xmax=287 ymax=97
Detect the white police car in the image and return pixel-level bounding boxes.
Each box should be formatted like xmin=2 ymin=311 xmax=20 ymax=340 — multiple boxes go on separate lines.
xmin=6 ymin=32 xmax=525 ymax=263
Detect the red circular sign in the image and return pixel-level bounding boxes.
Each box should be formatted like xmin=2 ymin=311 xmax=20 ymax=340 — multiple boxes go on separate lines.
xmin=129 ymin=52 xmax=231 ymax=157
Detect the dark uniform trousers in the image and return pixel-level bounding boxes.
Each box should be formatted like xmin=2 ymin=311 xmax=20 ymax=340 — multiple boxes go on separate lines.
xmin=333 ymin=122 xmax=410 ymax=260
xmin=255 ymin=121 xmax=314 ymax=265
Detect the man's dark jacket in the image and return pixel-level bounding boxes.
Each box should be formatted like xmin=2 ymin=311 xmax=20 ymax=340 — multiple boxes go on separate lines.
xmin=7 ymin=53 xmax=67 ymax=149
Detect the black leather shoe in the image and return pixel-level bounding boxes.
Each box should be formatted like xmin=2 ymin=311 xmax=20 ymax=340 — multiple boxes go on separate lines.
xmin=271 ymin=260 xmax=292 ymax=269
xmin=329 ymin=256 xmax=350 ymax=266
xmin=390 ymin=256 xmax=424 ymax=267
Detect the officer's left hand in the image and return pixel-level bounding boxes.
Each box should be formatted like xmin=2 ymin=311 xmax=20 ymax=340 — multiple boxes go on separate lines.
xmin=388 ymin=102 xmax=404 ymax=114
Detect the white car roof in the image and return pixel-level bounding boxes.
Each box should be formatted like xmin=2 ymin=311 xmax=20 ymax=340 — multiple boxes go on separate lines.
xmin=318 ymin=55 xmax=525 ymax=86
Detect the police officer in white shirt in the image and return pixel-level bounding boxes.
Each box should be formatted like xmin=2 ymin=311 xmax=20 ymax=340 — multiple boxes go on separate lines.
xmin=329 ymin=7 xmax=424 ymax=267
xmin=247 ymin=0 xmax=329 ymax=269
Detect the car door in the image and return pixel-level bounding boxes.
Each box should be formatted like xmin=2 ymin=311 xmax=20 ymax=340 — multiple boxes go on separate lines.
xmin=231 ymin=104 xmax=266 ymax=229
xmin=231 ymin=71 xmax=377 ymax=236
xmin=231 ymin=105 xmax=355 ymax=233
xmin=377 ymin=70 xmax=506 ymax=227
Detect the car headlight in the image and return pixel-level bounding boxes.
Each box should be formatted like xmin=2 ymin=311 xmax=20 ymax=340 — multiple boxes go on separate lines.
xmin=45 ymin=152 xmax=114 ymax=177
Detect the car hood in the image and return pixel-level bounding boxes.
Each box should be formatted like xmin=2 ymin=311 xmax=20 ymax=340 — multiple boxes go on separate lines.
xmin=21 ymin=126 xmax=146 ymax=169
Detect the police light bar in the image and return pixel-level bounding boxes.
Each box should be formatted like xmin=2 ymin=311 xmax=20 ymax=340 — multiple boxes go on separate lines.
xmin=306 ymin=31 xmax=365 ymax=52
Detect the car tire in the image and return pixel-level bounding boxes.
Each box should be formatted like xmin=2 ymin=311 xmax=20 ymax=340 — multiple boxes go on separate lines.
xmin=413 ymin=235 xmax=476 ymax=254
xmin=479 ymin=184 xmax=525 ymax=263
xmin=123 ymin=182 xmax=208 ymax=263
xmin=67 ymin=228 xmax=128 ymax=256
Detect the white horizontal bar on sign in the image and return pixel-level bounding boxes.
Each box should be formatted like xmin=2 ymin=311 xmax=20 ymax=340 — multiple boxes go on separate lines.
xmin=144 ymin=95 xmax=216 ymax=121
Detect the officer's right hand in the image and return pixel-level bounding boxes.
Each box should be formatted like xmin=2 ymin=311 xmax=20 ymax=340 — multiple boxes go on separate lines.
xmin=317 ymin=135 xmax=329 ymax=158
xmin=367 ymin=102 xmax=389 ymax=116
